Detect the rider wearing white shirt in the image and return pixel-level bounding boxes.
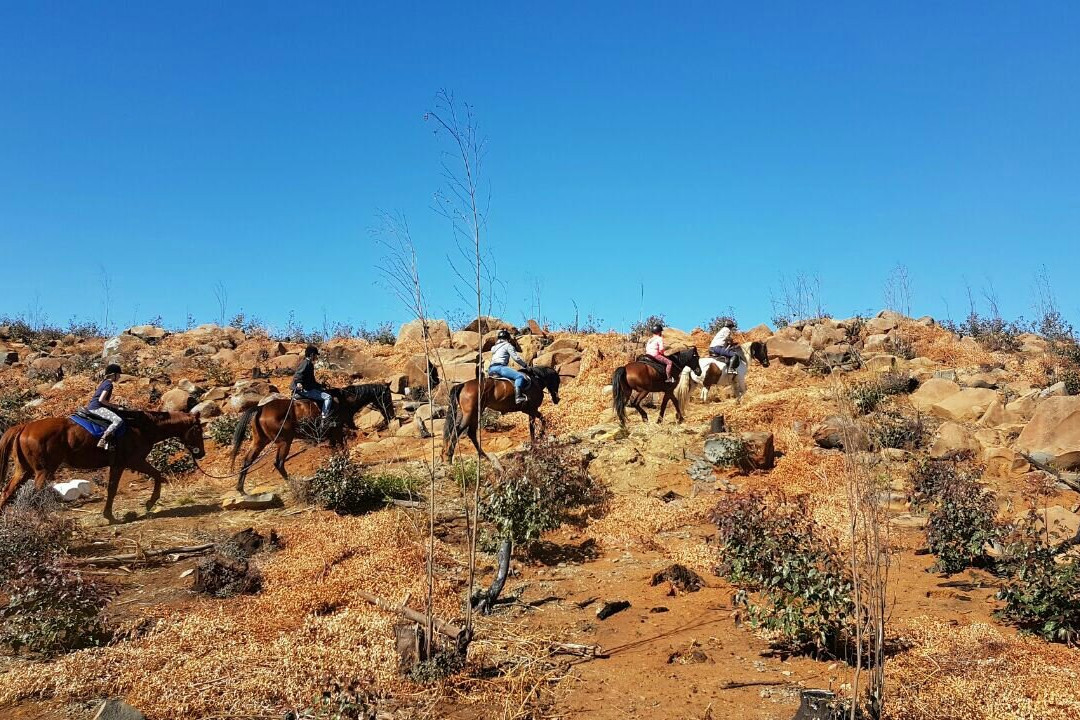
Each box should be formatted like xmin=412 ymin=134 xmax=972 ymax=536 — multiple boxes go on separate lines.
xmin=708 ymin=319 xmax=738 ymax=371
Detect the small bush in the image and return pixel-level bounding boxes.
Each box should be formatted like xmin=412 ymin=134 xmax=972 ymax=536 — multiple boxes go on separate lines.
xmin=0 ymin=487 xmax=75 ymax=585
xmin=305 ymin=453 xmax=408 ymax=515
xmin=148 ymin=437 xmax=196 ymax=476
xmin=711 ymin=491 xmax=854 ymax=655
xmin=195 ymin=358 xmax=235 ymax=387
xmin=996 ymin=524 xmax=1080 ymax=644
xmin=480 ymin=439 xmax=606 ymax=549
xmin=704 ymin=434 xmax=750 ymax=469
xmin=628 ymin=314 xmax=666 ymax=343
xmin=869 ymin=409 xmax=924 ymax=450
xmin=358 ymin=321 xmax=396 ymax=345
xmin=847 ymin=373 xmax=912 ymax=415
xmin=1062 ymin=367 xmax=1080 ymax=397
xmin=1 ymin=560 xmax=112 ymax=655
xmin=945 ymin=312 xmax=1025 ymax=353
xmin=925 ymin=471 xmax=1000 ymax=573
xmin=908 ymin=457 xmax=978 ymax=510
xmin=208 ymin=414 xmax=240 ymax=446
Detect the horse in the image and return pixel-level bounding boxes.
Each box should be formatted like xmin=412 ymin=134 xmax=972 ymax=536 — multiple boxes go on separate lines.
xmin=0 ymin=410 xmax=206 ymax=523
xmin=690 ymin=341 xmax=770 ymax=402
xmin=611 ymin=347 xmax=700 ymax=426
xmin=230 ymin=383 xmax=395 ymax=493
xmin=443 ymin=365 xmax=561 ymax=464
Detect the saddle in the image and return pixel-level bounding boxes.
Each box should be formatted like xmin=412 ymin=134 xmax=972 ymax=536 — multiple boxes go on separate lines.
xmin=707 ymin=350 xmax=741 ymax=371
xmin=486 ymin=368 xmax=532 ymax=390
xmin=71 ymin=409 xmax=128 ymax=439
xmin=636 ymin=354 xmax=670 ymax=374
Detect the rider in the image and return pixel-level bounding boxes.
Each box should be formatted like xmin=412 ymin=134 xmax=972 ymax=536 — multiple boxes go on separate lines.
xmin=645 ymin=323 xmax=675 ymax=383
xmin=292 ymin=345 xmax=333 ymax=421
xmin=488 ymin=329 xmax=529 ymax=405
xmin=87 ymin=364 xmax=124 ymax=449
xmin=709 ymin=318 xmax=739 ymax=373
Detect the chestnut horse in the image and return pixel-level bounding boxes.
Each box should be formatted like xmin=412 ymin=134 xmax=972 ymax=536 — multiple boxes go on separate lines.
xmin=0 ymin=410 xmax=206 ymax=523
xmin=611 ymin=347 xmax=700 ymax=426
xmin=230 ymin=384 xmax=395 ymax=493
xmin=443 ymin=365 xmax=561 ymax=464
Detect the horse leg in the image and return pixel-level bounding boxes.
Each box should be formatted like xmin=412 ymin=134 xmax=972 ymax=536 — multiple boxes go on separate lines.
xmin=102 ymin=464 xmax=125 ymax=524
xmin=274 ymin=438 xmax=293 ymax=482
xmin=236 ymin=435 xmax=268 ymax=494
xmin=672 ymin=392 xmax=685 ymax=423
xmin=629 ymin=391 xmax=648 ymax=422
xmin=128 ymin=457 xmax=167 ymax=511
xmin=658 ymin=392 xmax=671 ymax=423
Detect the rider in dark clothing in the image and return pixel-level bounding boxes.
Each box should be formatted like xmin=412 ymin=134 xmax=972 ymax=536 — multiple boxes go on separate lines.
xmin=292 ymin=345 xmax=333 ymax=419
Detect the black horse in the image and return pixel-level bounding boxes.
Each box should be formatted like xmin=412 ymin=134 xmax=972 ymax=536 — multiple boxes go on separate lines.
xmin=612 ymin=346 xmax=700 ymax=425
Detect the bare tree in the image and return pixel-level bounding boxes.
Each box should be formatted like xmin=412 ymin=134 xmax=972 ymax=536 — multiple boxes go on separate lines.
xmin=771 ymin=272 xmax=826 ymax=326
xmin=882 ymin=264 xmax=912 ymax=318
xmin=426 ymin=89 xmax=490 ymax=639
xmin=375 ymin=211 xmax=440 ymax=657
xmin=100 ymin=267 xmax=113 ymax=333
xmin=832 ymin=379 xmax=892 ymax=718
xmin=213 ymin=281 xmax=229 ymax=326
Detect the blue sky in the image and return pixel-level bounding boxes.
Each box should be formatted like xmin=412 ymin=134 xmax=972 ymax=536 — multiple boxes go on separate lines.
xmin=1 ymin=2 xmax=1078 ymax=334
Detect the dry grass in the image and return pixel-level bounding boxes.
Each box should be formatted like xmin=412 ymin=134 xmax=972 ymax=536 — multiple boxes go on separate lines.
xmin=586 ymin=494 xmax=714 ymax=556
xmin=0 ymin=510 xmax=562 ymax=719
xmin=888 ymin=617 xmax=1080 ymax=720
xmin=904 ymin=322 xmax=997 ymax=368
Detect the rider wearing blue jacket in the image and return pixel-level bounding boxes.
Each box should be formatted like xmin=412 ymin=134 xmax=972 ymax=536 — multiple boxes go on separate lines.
xmin=487 ymin=329 xmax=529 ymax=405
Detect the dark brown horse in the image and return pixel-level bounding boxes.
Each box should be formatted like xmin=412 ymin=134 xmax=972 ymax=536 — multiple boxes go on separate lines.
xmin=443 ymin=365 xmax=561 ymax=464
xmin=611 ymin=347 xmax=700 ymax=426
xmin=0 ymin=410 xmax=206 ymax=523
xmin=230 ymin=384 xmax=395 ymax=492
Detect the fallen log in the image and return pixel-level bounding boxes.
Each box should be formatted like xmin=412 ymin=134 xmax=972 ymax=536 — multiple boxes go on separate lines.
xmin=356 ymin=589 xmax=468 ymax=646
xmin=77 ymin=543 xmax=215 ymax=566
xmin=551 ymin=642 xmax=607 ymax=659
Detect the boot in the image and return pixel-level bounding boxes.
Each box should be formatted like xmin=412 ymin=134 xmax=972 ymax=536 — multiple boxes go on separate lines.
xmin=728 ymin=355 xmax=740 ymax=374
xmin=515 ymin=392 xmax=527 ymax=405
xmin=666 ymin=374 xmax=676 ymax=384
xmin=97 ymin=436 xmax=110 ymax=450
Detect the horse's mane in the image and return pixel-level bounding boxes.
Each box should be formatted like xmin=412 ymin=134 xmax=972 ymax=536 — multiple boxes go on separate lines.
xmin=338 ymin=383 xmax=391 ymax=401
xmin=524 ymin=365 xmax=559 ymax=382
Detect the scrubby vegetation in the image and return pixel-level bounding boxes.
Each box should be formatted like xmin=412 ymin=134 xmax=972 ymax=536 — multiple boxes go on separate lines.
xmin=148 ymin=437 xmax=196 ymax=476
xmin=997 ymin=524 xmax=1080 ymax=644
xmin=908 ymin=459 xmax=1000 ymax=573
xmin=711 ymin=491 xmax=854 ymax=655
xmin=296 ymin=454 xmax=420 ymax=514
xmin=207 ymin=414 xmax=241 ymax=445
xmin=0 ymin=488 xmax=111 ymax=656
xmin=628 ymin=314 xmax=666 ymax=342
xmin=0 ymin=387 xmax=36 ymax=434
xmin=868 ymin=408 xmax=925 ymax=450
xmin=846 ymin=372 xmax=913 ymax=415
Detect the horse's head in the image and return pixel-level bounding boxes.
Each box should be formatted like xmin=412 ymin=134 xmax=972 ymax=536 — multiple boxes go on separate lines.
xmin=750 ymin=341 xmax=770 ymax=367
xmin=530 ymin=365 xmax=561 ymax=404
xmin=182 ymin=412 xmax=206 ymax=460
xmin=673 ymin=346 xmax=700 ymax=371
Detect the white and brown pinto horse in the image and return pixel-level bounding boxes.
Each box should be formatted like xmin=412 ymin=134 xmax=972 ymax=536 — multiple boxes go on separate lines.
xmin=690 ymin=341 xmax=769 ymax=402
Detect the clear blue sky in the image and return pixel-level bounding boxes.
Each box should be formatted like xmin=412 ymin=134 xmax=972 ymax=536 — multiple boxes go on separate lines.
xmin=2 ymin=2 xmax=1078 ymax=334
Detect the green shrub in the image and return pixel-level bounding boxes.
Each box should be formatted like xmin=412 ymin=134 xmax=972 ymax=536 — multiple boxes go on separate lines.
xmin=480 ymin=439 xmax=606 ymax=549
xmin=925 ymin=472 xmax=1000 ymax=573
xmin=148 ymin=437 xmax=196 ymax=476
xmin=996 ymin=525 xmax=1080 ymax=644
xmin=704 ymin=434 xmax=750 ymax=469
xmin=848 ymin=373 xmax=912 ymax=415
xmin=1062 ymin=367 xmax=1080 ymax=397
xmin=0 ymin=560 xmax=112 ymax=655
xmin=207 ymin=414 xmax=240 ymax=446
xmin=304 ymin=454 xmax=413 ymax=515
xmin=944 ymin=312 xmax=1025 ymax=353
xmin=195 ymin=358 xmax=235 ymax=387
xmin=907 ymin=457 xmax=977 ymax=510
xmin=710 ymin=491 xmax=854 ymax=655
xmin=703 ymin=315 xmax=738 ymax=335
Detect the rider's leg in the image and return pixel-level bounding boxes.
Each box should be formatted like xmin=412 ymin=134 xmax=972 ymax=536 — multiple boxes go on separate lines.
xmin=89 ymin=407 xmax=123 ymax=448
xmin=318 ymin=391 xmax=333 ymax=418
xmin=710 ymin=346 xmax=738 ymax=372
xmin=655 ymin=354 xmax=675 ymax=383
xmin=489 ymin=365 xmax=528 ymax=402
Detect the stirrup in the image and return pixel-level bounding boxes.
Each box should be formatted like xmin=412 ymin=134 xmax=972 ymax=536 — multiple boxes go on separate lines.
xmin=515 ymin=394 xmax=527 ymax=405
xmin=97 ymin=437 xmax=110 ymax=450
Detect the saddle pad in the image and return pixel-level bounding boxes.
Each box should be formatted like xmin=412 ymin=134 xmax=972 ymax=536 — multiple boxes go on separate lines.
xmin=636 ymin=355 xmax=669 ymax=373
xmin=70 ymin=414 xmax=127 ymax=438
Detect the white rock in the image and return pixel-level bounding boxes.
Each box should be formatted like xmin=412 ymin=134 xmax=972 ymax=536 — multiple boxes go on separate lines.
xmin=52 ymin=479 xmax=93 ymax=501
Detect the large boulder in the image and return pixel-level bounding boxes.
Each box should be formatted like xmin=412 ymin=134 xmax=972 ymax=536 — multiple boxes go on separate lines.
xmin=102 ymin=334 xmax=146 ymax=359
xmin=517 ymin=335 xmax=545 ymax=364
xmin=429 ymin=348 xmax=479 ymax=366
xmin=28 ymin=356 xmax=64 ymax=381
xmin=929 ymin=422 xmax=980 ymax=460
xmin=268 ymin=354 xmax=300 ymax=376
xmin=160 ymin=388 xmax=193 ymax=412
xmin=463 ymin=316 xmax=516 ymax=334
xmin=443 ymin=363 xmax=479 ymax=384
xmin=229 ymin=379 xmax=277 ymax=412
xmin=396 ymin=318 xmax=451 ymax=348
xmin=865 ymin=315 xmax=900 ymax=335
xmin=126 ymin=325 xmax=168 ymax=343
xmin=535 ymin=348 xmax=582 ymax=368
xmin=812 ymin=415 xmax=869 ymax=451
xmin=1015 ymin=396 xmax=1080 ymax=470
xmin=766 ymin=337 xmax=813 ymax=365
xmin=983 ymin=447 xmax=1031 ymax=478
xmin=863 ymin=334 xmax=892 ymax=353
xmin=190 ymin=399 xmax=222 ymax=418
xmin=452 ymin=330 xmax=482 ymax=350
xmin=810 ymin=325 xmax=847 ymax=351
xmin=930 ymin=388 xmax=999 ymax=422
xmin=909 ymin=378 xmax=960 ymax=412
xmin=183 ymin=324 xmax=242 ymax=349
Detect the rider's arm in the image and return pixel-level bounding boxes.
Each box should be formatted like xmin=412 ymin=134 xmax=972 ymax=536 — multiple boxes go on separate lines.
xmin=97 ymin=382 xmax=112 ymax=404
xmin=511 ymin=349 xmax=528 ymax=368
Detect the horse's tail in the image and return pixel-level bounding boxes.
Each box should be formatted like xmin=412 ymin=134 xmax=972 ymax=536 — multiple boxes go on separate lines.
xmin=612 ymin=366 xmax=629 ymax=427
xmin=230 ymin=407 xmax=257 ymax=467
xmin=673 ymin=366 xmax=692 ymax=411
xmin=443 ymin=383 xmax=465 ymax=461
xmin=0 ymin=424 xmax=24 ymax=508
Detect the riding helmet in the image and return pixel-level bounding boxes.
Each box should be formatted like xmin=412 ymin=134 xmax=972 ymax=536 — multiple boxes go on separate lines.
xmin=105 ymin=363 xmax=122 ymax=376
xmin=652 ymin=324 xmax=664 ymax=334
xmin=725 ymin=318 xmax=736 ymax=328
xmin=304 ymin=345 xmax=319 ymax=358
xmin=496 ymin=329 xmax=511 ymax=340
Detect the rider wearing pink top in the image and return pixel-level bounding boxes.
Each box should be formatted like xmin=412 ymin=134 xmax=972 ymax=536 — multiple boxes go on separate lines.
xmin=646 ymin=323 xmax=675 ymax=383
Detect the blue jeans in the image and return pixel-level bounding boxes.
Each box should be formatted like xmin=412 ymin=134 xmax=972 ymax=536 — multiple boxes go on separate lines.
xmin=488 ymin=364 xmax=526 ymax=394
xmin=296 ymin=388 xmax=333 ymax=417
xmin=710 ymin=346 xmax=737 ymax=361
